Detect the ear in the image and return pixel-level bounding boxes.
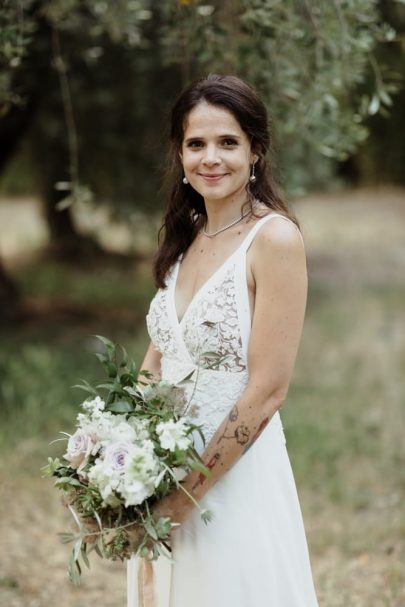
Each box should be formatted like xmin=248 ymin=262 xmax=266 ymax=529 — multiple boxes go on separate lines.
xmin=179 ymin=150 xmax=183 ymax=162
xmin=251 ymin=154 xmax=259 ymax=165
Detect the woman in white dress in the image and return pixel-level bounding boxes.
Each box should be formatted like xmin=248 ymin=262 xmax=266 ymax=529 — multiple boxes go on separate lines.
xmin=128 ymin=74 xmax=319 ymax=606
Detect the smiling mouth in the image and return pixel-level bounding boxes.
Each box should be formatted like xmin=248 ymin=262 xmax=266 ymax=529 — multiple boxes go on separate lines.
xmin=199 ymin=174 xmax=228 ymax=180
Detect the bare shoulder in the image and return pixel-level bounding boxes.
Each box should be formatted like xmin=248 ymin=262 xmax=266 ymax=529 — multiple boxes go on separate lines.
xmin=252 ymin=214 xmax=305 ymax=260
xmin=246 ymin=214 xmax=307 ymax=294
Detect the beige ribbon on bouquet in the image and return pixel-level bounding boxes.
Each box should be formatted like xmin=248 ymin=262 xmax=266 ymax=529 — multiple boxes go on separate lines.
xmin=137 ymin=554 xmax=156 ymax=607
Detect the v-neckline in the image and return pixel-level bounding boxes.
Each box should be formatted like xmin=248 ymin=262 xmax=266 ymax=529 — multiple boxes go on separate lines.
xmin=171 ymin=212 xmax=277 ymax=327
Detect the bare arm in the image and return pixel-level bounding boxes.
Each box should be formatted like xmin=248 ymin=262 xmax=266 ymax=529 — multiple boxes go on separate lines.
xmin=154 ymin=218 xmax=308 ymax=522
xmin=139 ymin=340 xmax=162 ymax=383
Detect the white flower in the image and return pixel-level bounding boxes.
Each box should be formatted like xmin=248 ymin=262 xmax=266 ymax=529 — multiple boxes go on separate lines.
xmin=156 ymin=419 xmax=191 ymax=452
xmin=82 ymin=395 xmax=105 ymax=414
xmin=88 ymin=441 xmax=135 ymax=501
xmin=106 ymin=420 xmax=137 ymax=445
xmin=127 ymin=417 xmax=151 ymax=442
xmin=77 ymin=410 xmax=114 ymax=441
xmin=88 ymin=458 xmax=121 ymax=501
xmin=64 ymin=429 xmax=99 ymax=473
xmin=87 ymin=439 xmax=161 ymax=507
xmin=103 ymin=441 xmax=135 ymax=472
xmin=121 ymin=441 xmax=161 ymax=506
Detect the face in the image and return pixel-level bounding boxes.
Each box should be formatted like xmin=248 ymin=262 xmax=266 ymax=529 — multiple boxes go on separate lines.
xmin=180 ymin=101 xmax=258 ymax=203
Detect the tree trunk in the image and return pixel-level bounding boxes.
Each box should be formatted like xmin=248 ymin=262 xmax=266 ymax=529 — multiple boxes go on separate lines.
xmin=0 ymin=259 xmax=20 ymax=321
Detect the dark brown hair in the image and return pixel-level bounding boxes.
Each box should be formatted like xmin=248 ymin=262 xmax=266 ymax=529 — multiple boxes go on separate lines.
xmin=153 ymin=73 xmax=299 ymax=288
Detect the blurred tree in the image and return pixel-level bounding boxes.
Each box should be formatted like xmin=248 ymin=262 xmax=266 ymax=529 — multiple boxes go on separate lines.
xmin=346 ymin=0 xmax=405 ymax=185
xmin=0 ymin=0 xmax=402 ymax=315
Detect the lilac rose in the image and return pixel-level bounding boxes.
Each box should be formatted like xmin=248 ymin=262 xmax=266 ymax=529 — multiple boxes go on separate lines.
xmin=65 ymin=429 xmax=99 ymax=473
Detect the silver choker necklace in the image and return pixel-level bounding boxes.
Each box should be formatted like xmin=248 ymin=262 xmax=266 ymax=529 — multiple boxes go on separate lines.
xmin=201 ymin=200 xmax=260 ymax=238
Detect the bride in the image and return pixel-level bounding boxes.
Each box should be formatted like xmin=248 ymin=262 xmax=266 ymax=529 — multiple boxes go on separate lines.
xmin=128 ymin=73 xmax=319 ymax=606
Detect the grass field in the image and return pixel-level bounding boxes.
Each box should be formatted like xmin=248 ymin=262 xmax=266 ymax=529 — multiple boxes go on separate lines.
xmin=0 ymin=188 xmax=404 ymax=606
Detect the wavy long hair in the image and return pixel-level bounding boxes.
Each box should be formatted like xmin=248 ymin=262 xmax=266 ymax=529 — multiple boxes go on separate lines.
xmin=153 ymin=74 xmax=298 ymax=288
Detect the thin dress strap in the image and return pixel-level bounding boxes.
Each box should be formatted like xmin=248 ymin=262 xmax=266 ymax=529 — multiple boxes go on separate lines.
xmin=240 ymin=212 xmax=304 ymax=254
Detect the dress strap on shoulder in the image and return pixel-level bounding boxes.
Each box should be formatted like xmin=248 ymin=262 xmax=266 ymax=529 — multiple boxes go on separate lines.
xmin=240 ymin=212 xmax=304 ymax=253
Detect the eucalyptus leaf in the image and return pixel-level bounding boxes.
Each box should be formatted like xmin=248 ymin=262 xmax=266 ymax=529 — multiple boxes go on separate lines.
xmin=144 ymin=520 xmax=158 ymax=540
xmin=189 ymin=459 xmax=212 ymax=478
xmin=81 ymin=545 xmax=91 ymax=569
xmin=105 ymin=400 xmax=133 ymax=413
xmin=95 ymin=382 xmax=115 ymax=390
xmin=73 ymin=539 xmax=83 ymax=562
xmin=58 ymin=532 xmax=76 ymax=544
xmin=106 ymin=361 xmax=118 ymax=378
xmin=71 ymin=382 xmax=98 ymax=396
xmin=118 ymin=344 xmax=129 ymax=367
xmin=95 ymin=352 xmax=109 ymax=365
xmin=94 ymin=543 xmax=104 ymax=558
xmin=55 ymin=476 xmax=83 ymax=488
xmin=92 ymin=334 xmax=116 ymax=355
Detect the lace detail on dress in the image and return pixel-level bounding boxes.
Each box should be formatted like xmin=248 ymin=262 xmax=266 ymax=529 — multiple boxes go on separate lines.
xmin=182 ymin=265 xmax=246 ymax=373
xmin=146 ymin=288 xmax=178 ymax=358
xmin=161 ymin=358 xmax=248 ymax=451
xmin=184 ymin=370 xmax=248 ymax=447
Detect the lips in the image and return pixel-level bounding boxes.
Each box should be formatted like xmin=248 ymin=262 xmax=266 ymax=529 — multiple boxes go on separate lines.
xmin=199 ymin=173 xmax=228 ymax=181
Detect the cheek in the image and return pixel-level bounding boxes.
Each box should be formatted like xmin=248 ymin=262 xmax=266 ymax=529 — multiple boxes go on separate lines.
xmin=182 ymin=150 xmax=197 ymax=168
xmin=228 ymin=152 xmax=251 ymax=173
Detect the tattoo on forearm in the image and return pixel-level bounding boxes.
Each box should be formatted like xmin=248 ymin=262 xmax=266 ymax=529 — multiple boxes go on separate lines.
xmin=229 ymin=405 xmax=238 ymax=422
xmin=216 ymin=423 xmax=250 ymax=445
xmin=192 ymin=452 xmax=221 ymax=490
xmin=215 ymin=405 xmax=251 ymax=446
xmin=242 ymin=417 xmax=270 ymax=455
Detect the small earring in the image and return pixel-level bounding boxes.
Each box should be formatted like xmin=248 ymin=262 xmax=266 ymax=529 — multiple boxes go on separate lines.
xmin=182 ymin=175 xmax=188 ymax=184
xmin=249 ymin=162 xmax=257 ymax=183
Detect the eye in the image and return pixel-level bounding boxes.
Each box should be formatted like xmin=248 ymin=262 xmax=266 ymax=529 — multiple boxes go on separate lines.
xmin=187 ymin=140 xmax=204 ymax=148
xmin=222 ymin=138 xmax=238 ymax=146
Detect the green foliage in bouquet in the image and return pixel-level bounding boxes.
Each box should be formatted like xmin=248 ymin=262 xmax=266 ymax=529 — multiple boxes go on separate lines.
xmin=42 ymin=335 xmax=213 ymax=584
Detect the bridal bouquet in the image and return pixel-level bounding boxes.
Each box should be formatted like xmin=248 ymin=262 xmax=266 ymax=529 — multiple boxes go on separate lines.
xmin=42 ymin=335 xmax=213 ymax=584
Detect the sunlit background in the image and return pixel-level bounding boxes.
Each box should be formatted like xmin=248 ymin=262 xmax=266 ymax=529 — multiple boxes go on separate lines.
xmin=0 ymin=2 xmax=404 ymax=606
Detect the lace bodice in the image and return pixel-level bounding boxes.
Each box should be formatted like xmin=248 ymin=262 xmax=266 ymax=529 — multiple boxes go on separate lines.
xmin=145 ymin=213 xmax=298 ymax=450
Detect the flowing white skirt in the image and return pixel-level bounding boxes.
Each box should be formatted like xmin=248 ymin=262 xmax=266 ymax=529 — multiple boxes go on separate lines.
xmin=127 ymin=412 xmax=319 ymax=606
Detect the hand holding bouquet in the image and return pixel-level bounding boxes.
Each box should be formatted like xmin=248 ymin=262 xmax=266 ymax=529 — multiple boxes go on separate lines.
xmin=42 ymin=335 xmax=213 ymax=584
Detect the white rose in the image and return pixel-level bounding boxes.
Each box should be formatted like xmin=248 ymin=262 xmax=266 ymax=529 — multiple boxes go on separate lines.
xmin=156 ymin=419 xmax=191 ymax=452
xmin=103 ymin=442 xmax=135 ymax=472
xmin=65 ymin=429 xmax=99 ymax=472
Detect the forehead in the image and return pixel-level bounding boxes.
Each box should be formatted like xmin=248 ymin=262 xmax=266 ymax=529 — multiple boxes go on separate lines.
xmin=183 ymin=101 xmax=245 ymax=138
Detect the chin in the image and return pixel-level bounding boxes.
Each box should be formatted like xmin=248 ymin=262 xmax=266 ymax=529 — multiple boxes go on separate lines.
xmin=191 ymin=184 xmax=245 ymax=201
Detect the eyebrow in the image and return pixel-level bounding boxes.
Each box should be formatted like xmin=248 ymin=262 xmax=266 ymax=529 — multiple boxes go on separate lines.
xmin=184 ymin=133 xmax=241 ymax=143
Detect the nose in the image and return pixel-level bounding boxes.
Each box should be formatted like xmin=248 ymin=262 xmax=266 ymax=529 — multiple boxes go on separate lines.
xmin=202 ymin=143 xmax=220 ymax=165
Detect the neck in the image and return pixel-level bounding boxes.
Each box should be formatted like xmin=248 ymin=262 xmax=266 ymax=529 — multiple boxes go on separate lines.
xmin=203 ymin=190 xmax=250 ymax=233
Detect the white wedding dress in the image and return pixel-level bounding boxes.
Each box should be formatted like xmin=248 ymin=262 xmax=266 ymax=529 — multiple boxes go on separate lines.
xmin=128 ymin=213 xmax=319 ymax=606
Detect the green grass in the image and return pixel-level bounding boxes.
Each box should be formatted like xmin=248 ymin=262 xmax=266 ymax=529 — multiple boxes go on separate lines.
xmin=13 ymin=257 xmax=155 ymax=308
